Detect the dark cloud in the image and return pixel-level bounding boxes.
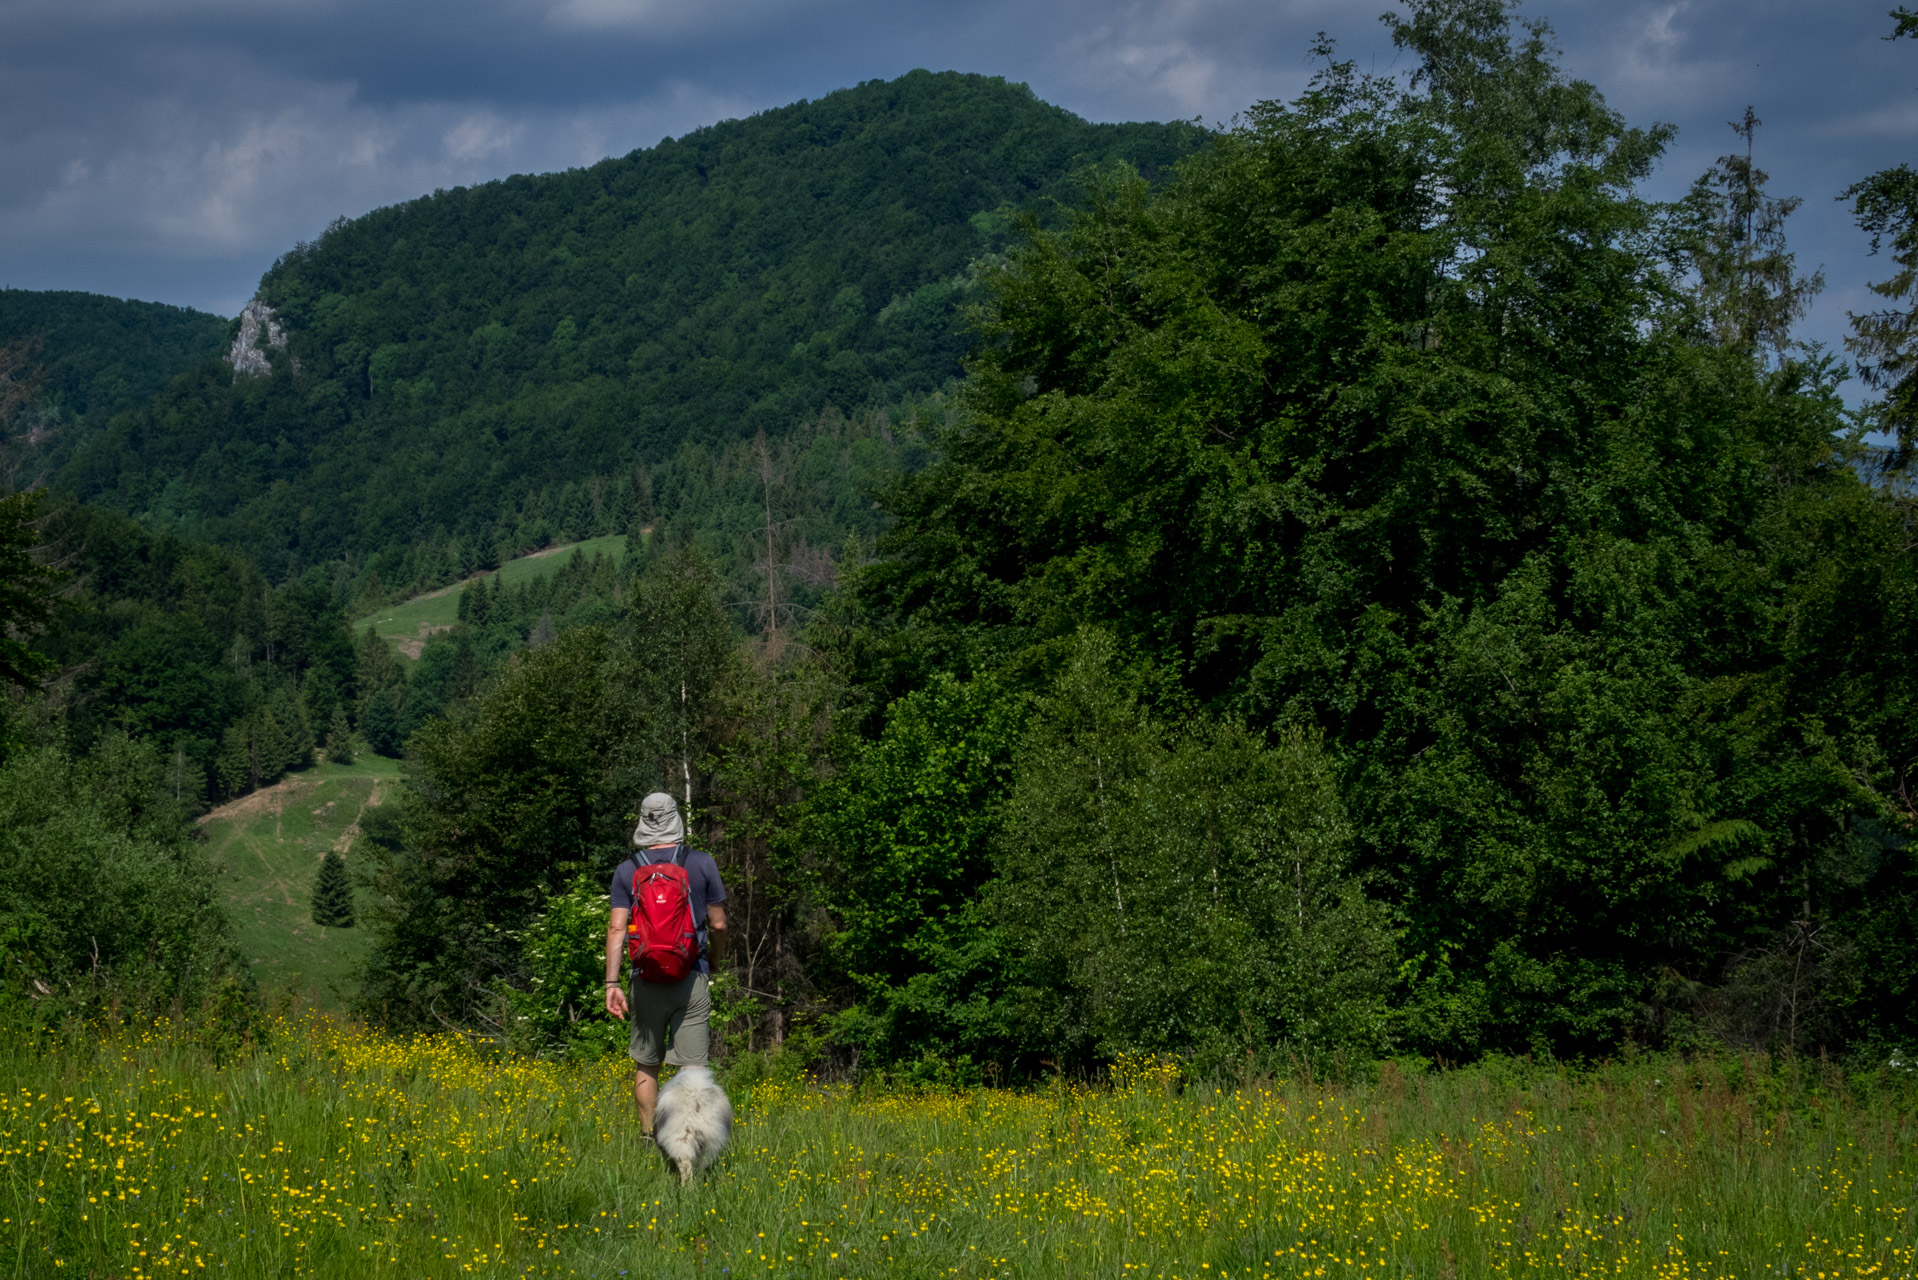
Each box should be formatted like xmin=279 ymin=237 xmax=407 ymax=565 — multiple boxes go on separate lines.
xmin=2 ymin=0 xmax=1909 ymax=381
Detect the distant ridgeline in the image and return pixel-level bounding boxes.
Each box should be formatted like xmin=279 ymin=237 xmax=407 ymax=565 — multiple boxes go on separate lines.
xmin=34 ymin=72 xmax=1201 ymax=592
xmin=0 ymin=290 xmax=228 ymax=486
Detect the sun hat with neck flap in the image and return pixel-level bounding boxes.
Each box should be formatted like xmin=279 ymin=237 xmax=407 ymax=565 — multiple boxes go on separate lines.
xmin=633 ymin=791 xmax=685 ymax=849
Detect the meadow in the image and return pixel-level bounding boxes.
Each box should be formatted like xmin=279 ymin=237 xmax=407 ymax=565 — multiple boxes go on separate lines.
xmin=197 ymin=753 xmax=400 ymax=1010
xmin=2 ymin=1015 xmax=1912 ymax=1280
xmin=356 ymin=535 xmax=628 ymax=662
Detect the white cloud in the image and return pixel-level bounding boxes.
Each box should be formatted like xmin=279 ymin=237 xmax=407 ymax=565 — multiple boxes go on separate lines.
xmin=444 ymin=111 xmax=524 ymax=162
xmin=1820 ymin=98 xmax=1918 ymax=141
xmin=1037 ymin=0 xmax=1332 ymax=125
xmin=542 ymin=0 xmax=805 ymax=37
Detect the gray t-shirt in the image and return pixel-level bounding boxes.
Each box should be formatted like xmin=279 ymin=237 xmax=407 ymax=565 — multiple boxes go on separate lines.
xmin=610 ymin=845 xmax=726 ymax=975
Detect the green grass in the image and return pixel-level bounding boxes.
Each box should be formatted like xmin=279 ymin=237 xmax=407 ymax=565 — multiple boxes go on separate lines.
xmin=200 ymin=752 xmax=403 ymax=1010
xmin=356 ymin=534 xmax=629 ymax=662
xmin=2 ymin=1022 xmax=1914 ymax=1280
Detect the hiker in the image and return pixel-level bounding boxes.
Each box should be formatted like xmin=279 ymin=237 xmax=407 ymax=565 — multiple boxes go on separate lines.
xmin=604 ymin=791 xmax=728 ymax=1137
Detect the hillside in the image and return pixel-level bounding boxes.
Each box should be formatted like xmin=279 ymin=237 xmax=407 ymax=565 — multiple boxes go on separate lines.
xmin=199 ymin=752 xmax=399 ymax=1008
xmin=0 ymin=289 xmax=228 ymax=486
xmin=359 ymin=533 xmax=627 ymax=661
xmin=50 ymin=72 xmax=1203 ymax=584
xmin=0 ymin=289 xmax=228 ymax=422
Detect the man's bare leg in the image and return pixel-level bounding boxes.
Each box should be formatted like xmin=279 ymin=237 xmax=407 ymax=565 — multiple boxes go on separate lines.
xmin=633 ymin=1064 xmax=659 ymax=1134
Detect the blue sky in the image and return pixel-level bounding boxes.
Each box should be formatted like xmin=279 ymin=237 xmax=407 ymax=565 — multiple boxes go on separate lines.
xmin=2 ymin=0 xmax=1909 ymax=370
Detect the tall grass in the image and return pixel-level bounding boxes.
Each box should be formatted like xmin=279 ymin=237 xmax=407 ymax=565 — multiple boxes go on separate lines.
xmin=1 ymin=1015 xmax=1912 ymax=1278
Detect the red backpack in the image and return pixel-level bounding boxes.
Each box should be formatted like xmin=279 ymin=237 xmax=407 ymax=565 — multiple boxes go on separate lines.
xmin=626 ymin=846 xmax=699 ymax=982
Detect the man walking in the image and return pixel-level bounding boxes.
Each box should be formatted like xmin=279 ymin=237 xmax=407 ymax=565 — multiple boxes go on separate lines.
xmin=604 ymin=791 xmax=728 ymax=1136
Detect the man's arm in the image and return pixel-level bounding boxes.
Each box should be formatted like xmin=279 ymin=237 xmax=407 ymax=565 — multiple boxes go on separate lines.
xmin=702 ymin=853 xmax=729 ymax=965
xmin=604 ymin=906 xmax=629 ymax=1019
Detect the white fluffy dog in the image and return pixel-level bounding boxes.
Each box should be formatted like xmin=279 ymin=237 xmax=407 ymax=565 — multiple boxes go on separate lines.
xmin=652 ymin=1066 xmax=732 ymax=1184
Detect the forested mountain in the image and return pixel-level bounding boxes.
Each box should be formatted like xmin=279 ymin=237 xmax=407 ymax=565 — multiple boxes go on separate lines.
xmin=0 ymin=290 xmax=227 ymax=423
xmin=46 ymin=72 xmax=1200 ymax=587
xmin=0 ymin=290 xmax=227 ymax=486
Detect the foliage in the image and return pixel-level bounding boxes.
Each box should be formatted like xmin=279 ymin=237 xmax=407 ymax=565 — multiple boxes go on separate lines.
xmin=0 ymin=489 xmax=59 ymax=697
xmin=994 ymin=632 xmax=1395 ymax=1074
xmin=359 ymin=687 xmax=403 ymax=757
xmin=0 ymin=289 xmax=227 ymax=489
xmin=1839 ymin=10 xmax=1918 ymax=467
xmin=4 ymin=1015 xmax=1917 ymax=1277
xmin=499 ymin=873 xmax=626 ymax=1060
xmin=27 ymin=501 xmax=356 ymax=805
xmin=788 ymin=673 xmax=1023 ymax=1065
xmin=1675 ymin=108 xmax=1823 ymax=362
xmin=1846 ymin=162 xmax=1918 ymax=467
xmin=847 ymin=0 xmax=1918 ymax=1060
xmin=360 ymin=626 xmax=633 ymax=1025
xmin=0 ymin=737 xmax=240 ymax=1015
xmin=311 ymin=850 xmax=356 ymax=929
xmin=0 ymin=337 xmax=42 ymax=430
xmin=323 ymin=708 xmax=355 ymax=765
xmin=0 ymin=290 xmax=226 ymax=425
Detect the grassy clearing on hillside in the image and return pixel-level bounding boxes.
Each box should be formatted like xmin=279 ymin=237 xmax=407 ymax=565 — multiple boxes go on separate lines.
xmin=2 ymin=1018 xmax=1913 ymax=1280
xmin=200 ymin=754 xmax=401 ymax=1009
xmin=357 ymin=535 xmax=629 ymax=661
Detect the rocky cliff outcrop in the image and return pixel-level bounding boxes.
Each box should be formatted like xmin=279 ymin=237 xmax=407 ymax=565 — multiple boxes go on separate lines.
xmin=227 ymin=299 xmax=290 ymax=378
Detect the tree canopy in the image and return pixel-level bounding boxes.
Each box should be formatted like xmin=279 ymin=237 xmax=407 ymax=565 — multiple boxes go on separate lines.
xmin=843 ymin=0 xmax=1917 ymax=1058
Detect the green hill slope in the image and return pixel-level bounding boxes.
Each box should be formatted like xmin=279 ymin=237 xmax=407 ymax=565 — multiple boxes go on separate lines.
xmin=0 ymin=290 xmax=228 ymax=486
xmin=54 ymin=72 xmax=1204 ymax=584
xmin=359 ymin=532 xmax=627 ymax=661
xmin=0 ymin=289 xmax=228 ymax=423
xmin=200 ymin=752 xmax=400 ymax=1008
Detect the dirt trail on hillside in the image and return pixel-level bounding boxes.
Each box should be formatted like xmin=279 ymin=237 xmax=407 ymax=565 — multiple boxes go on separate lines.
xmin=199 ymin=773 xmax=316 ymax=826
xmin=333 ymin=780 xmax=385 ymax=855
xmin=201 ymin=770 xmax=387 ymax=859
xmin=395 ymin=623 xmax=453 ymax=660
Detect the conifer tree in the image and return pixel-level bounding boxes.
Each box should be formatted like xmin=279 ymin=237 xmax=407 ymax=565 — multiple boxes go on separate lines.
xmin=449 ymin=631 xmax=484 ymax=699
xmin=356 ymin=624 xmax=404 ymax=700
xmin=361 ymin=688 xmax=403 ymax=758
xmin=465 ymin=576 xmax=493 ymax=627
xmin=324 ymin=708 xmax=355 ymax=765
xmin=216 ymin=723 xmax=251 ymax=798
xmin=1679 ymin=108 xmax=1822 ymax=361
xmin=1840 ymin=10 xmax=1918 ymax=467
xmin=311 ymin=850 xmax=355 ymax=928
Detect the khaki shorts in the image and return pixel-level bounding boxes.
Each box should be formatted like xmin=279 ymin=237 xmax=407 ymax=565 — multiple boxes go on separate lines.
xmin=627 ymin=971 xmax=709 ymax=1068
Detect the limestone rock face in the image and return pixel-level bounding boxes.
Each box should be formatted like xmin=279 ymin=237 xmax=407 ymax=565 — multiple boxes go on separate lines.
xmin=227 ymin=299 xmax=289 ymax=378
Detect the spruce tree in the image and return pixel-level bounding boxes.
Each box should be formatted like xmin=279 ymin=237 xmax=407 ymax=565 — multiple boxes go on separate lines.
xmin=215 ymin=724 xmax=251 ymax=798
xmin=311 ymin=850 xmax=355 ymax=928
xmin=324 ymin=708 xmax=355 ymax=766
xmin=1678 ymin=108 xmax=1823 ymax=361
xmin=361 ymin=688 xmax=403 ymax=758
xmin=466 ymin=576 xmax=493 ymax=627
